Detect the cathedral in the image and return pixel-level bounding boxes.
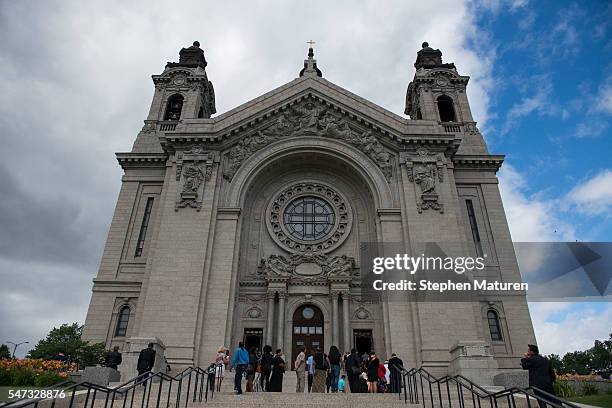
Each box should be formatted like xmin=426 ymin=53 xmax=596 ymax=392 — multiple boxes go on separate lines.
xmin=82 ymin=41 xmax=536 ymax=381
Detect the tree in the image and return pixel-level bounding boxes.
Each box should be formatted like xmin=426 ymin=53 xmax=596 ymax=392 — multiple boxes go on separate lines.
xmin=561 ymin=351 xmax=591 ymax=375
xmin=547 ymin=353 xmax=562 ymax=373
xmin=0 ymin=344 xmax=10 ymax=359
xmin=27 ymin=323 xmax=106 ymax=367
xmin=588 ymin=334 xmax=611 ymax=378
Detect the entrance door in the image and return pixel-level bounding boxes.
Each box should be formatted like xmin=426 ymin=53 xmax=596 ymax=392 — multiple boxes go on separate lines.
xmin=244 ymin=328 xmax=263 ymax=352
xmin=292 ymin=305 xmax=324 ymax=369
xmin=354 ymin=329 xmax=373 ymax=357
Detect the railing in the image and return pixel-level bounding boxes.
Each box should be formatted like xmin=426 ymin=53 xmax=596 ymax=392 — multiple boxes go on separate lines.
xmin=443 ymin=124 xmax=461 ymax=133
xmin=159 ymin=122 xmax=177 ymax=131
xmin=389 ymin=365 xmax=582 ymax=408
xmin=1 ymin=364 xmax=218 ymax=408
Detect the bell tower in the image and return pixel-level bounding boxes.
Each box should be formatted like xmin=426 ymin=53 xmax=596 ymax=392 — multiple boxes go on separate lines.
xmin=405 ymin=42 xmax=488 ymax=154
xmin=405 ymin=42 xmax=472 ymax=122
xmin=148 ymin=41 xmax=216 ymax=123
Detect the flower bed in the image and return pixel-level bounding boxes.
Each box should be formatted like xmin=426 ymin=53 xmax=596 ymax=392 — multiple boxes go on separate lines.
xmin=0 ymin=359 xmax=76 ymax=387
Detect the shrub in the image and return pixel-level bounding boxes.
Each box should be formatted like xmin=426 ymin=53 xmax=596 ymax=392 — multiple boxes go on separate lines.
xmin=13 ymin=369 xmax=36 ymax=386
xmin=553 ymin=380 xmax=575 ymax=398
xmin=34 ymin=371 xmax=65 ymax=387
xmin=580 ymin=382 xmax=599 ymax=396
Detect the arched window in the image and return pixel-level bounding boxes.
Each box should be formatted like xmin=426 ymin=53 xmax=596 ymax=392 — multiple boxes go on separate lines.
xmin=487 ymin=310 xmax=502 ymax=341
xmin=115 ymin=306 xmax=130 ymax=337
xmin=437 ymin=95 xmax=456 ymax=122
xmin=164 ymin=94 xmax=184 ymax=120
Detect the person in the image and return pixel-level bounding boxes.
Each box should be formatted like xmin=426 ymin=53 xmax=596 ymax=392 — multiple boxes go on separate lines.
xmin=361 ymin=351 xmax=369 ymax=364
xmin=328 ymin=346 xmax=341 ymax=392
xmin=307 ymin=350 xmax=315 ymax=392
xmin=230 ymin=341 xmax=249 ymax=395
xmin=246 ymin=347 xmax=258 ymax=392
xmin=345 ymin=349 xmax=361 ymax=393
xmin=311 ymin=347 xmax=327 ymax=393
xmin=521 ymin=344 xmax=557 ymax=408
xmin=378 ymin=361 xmax=387 ymax=393
xmin=269 ymin=349 xmax=285 ymax=392
xmin=295 ymin=346 xmax=306 ymax=393
xmin=105 ymin=346 xmax=122 ymax=370
xmin=260 ymin=345 xmax=273 ymax=391
xmin=338 ymin=374 xmax=346 ymax=393
xmin=366 ymin=352 xmax=380 ymax=393
xmin=137 ymin=343 xmax=156 ymax=387
xmin=215 ymin=346 xmax=229 ymax=392
xmin=388 ymin=353 xmax=404 ymax=393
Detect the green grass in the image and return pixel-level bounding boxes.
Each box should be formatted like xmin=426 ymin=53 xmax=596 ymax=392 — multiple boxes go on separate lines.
xmin=567 ymin=393 xmax=612 ymax=408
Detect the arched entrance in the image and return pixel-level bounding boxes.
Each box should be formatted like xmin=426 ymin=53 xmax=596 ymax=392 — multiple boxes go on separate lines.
xmin=292 ymin=304 xmax=324 ymax=368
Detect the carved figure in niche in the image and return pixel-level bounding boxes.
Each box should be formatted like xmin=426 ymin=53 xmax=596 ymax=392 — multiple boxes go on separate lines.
xmin=413 ymin=163 xmax=436 ymax=195
xmin=182 ymin=164 xmax=205 ymax=193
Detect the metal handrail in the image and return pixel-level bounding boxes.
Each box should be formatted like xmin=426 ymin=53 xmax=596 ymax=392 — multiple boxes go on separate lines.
xmin=1 ymin=364 xmax=218 ymax=408
xmin=389 ymin=365 xmax=581 ymax=408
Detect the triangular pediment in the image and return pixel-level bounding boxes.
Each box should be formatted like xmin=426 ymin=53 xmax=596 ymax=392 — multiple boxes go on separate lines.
xmin=175 ymin=76 xmax=430 ymax=142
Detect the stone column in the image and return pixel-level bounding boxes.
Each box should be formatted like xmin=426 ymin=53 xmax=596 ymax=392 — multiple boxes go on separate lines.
xmin=331 ymin=291 xmax=339 ymax=347
xmin=342 ymin=292 xmax=351 ymax=353
xmin=276 ymin=291 xmax=286 ymax=351
xmin=265 ymin=291 xmax=275 ymax=347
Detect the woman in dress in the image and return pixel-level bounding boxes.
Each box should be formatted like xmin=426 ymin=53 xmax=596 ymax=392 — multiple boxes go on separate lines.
xmin=214 ymin=346 xmax=229 ymax=392
xmin=366 ymin=352 xmax=380 ymax=393
xmin=269 ymin=349 xmax=285 ymax=392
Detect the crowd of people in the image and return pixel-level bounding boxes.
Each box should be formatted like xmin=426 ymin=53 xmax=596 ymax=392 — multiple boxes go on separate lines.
xmin=220 ymin=342 xmax=404 ymax=395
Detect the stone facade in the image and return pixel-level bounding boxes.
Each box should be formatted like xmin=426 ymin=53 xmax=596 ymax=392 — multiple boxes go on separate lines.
xmin=82 ymin=42 xmax=536 ymax=379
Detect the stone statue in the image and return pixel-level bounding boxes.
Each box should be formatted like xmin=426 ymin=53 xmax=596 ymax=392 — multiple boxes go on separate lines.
xmin=182 ymin=164 xmax=205 ymax=193
xmin=413 ymin=163 xmax=436 ymax=195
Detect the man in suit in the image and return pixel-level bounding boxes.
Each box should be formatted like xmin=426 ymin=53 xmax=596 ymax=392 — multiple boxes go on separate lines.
xmin=520 ymin=344 xmax=556 ymax=408
xmin=137 ymin=343 xmax=156 ymax=386
xmin=388 ymin=353 xmax=404 ymax=394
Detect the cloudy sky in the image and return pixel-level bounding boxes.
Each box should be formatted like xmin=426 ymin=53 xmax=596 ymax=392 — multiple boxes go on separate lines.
xmin=0 ymin=0 xmax=610 ymax=358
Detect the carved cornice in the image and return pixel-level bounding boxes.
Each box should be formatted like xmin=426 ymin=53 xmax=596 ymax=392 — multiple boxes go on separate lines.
xmin=116 ymin=153 xmax=168 ymax=170
xmin=453 ymin=155 xmax=504 ymax=171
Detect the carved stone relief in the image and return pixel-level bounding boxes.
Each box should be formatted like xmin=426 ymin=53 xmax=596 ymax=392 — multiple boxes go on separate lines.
xmin=175 ymin=147 xmax=215 ymax=210
xmin=260 ymin=252 xmax=355 ymax=284
xmin=404 ymin=148 xmax=445 ymax=213
xmin=222 ymin=99 xmax=393 ymax=182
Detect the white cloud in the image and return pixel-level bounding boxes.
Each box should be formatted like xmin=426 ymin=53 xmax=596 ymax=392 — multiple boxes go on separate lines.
xmin=528 ymin=302 xmax=612 ymax=356
xmin=567 ymin=169 xmax=612 ymax=215
xmin=575 ymin=119 xmax=609 ymax=138
xmin=498 ymin=164 xmax=575 ymax=241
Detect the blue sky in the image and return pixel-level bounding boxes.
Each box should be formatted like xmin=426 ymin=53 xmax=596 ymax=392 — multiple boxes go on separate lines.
xmin=472 ymin=1 xmax=611 ymax=355
xmin=0 ymin=0 xmax=610 ymax=358
xmin=478 ymin=1 xmax=611 ymax=242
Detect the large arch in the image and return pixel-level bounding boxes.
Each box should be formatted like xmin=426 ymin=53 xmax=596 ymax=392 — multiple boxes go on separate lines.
xmin=224 ymin=136 xmax=395 ymax=209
